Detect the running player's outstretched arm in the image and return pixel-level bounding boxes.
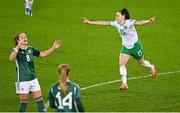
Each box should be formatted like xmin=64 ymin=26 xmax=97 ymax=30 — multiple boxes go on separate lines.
xmin=135 ymin=16 xmax=156 ymax=26
xmin=39 ymin=40 xmax=61 ymax=58
xmin=83 ymin=18 xmax=109 ymax=26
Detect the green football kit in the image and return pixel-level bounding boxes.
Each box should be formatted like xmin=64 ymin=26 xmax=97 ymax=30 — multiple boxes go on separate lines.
xmin=48 ymin=81 xmax=84 ymax=112
xmin=12 ymin=46 xmax=41 ymax=94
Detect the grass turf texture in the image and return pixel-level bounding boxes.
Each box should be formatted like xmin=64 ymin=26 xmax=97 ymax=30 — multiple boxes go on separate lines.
xmin=0 ymin=0 xmax=180 ymax=111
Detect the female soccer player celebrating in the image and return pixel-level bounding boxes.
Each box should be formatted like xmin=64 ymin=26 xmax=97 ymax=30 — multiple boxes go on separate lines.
xmin=9 ymin=32 xmax=61 ymax=112
xmin=83 ymin=8 xmax=156 ymax=90
xmin=48 ymin=64 xmax=84 ymax=112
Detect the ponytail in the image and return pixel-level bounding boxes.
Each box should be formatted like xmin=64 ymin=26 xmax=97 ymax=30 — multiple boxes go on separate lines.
xmin=60 ymin=73 xmax=68 ymax=95
xmin=58 ymin=64 xmax=70 ymax=95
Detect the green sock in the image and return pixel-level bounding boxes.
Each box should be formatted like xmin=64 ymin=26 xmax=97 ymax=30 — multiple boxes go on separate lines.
xmin=19 ymin=100 xmax=28 ymax=112
xmin=34 ymin=97 xmax=46 ymax=112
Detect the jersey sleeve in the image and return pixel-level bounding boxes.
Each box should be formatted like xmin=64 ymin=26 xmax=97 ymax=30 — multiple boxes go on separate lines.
xmin=129 ymin=19 xmax=136 ymax=27
xmin=109 ymin=20 xmax=118 ymax=27
xmin=75 ymin=85 xmax=81 ymax=98
xmin=75 ymin=98 xmax=85 ymax=112
xmin=74 ymin=85 xmax=84 ymax=112
xmin=48 ymin=88 xmax=56 ymax=108
xmin=32 ymin=48 xmax=40 ymax=57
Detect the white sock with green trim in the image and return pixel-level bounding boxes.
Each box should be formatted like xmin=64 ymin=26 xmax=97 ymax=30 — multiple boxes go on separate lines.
xmin=120 ymin=66 xmax=127 ymax=84
xmin=142 ymin=60 xmax=153 ymax=69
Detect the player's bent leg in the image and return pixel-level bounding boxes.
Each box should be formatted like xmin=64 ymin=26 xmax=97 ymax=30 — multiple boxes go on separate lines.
xmin=32 ymin=91 xmax=46 ymax=112
xmin=18 ymin=94 xmax=29 ymax=112
xmin=119 ymin=54 xmax=131 ymax=90
xmin=138 ymin=58 xmax=156 ymax=78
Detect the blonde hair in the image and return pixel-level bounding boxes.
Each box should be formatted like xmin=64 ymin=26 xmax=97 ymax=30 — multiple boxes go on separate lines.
xmin=58 ymin=64 xmax=70 ymax=95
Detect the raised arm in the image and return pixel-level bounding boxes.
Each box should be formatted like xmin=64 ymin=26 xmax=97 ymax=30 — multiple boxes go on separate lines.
xmin=83 ymin=18 xmax=110 ymax=26
xmin=135 ymin=16 xmax=156 ymax=26
xmin=39 ymin=40 xmax=61 ymax=58
xmin=9 ymin=49 xmax=18 ymax=62
xmin=9 ymin=44 xmax=21 ymax=62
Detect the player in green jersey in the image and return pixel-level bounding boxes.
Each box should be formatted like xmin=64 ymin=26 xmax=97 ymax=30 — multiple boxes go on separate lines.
xmin=9 ymin=32 xmax=61 ymax=112
xmin=47 ymin=64 xmax=84 ymax=112
xmin=83 ymin=8 xmax=156 ymax=90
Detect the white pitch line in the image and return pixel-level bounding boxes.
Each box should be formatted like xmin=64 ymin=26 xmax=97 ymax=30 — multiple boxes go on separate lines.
xmin=80 ymin=70 xmax=180 ymax=91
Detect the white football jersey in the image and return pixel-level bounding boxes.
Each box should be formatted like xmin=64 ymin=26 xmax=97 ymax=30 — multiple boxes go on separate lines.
xmin=109 ymin=19 xmax=138 ymax=49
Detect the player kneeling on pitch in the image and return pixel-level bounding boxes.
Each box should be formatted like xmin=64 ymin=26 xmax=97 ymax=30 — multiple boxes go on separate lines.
xmin=9 ymin=32 xmax=61 ymax=112
xmin=47 ymin=64 xmax=84 ymax=112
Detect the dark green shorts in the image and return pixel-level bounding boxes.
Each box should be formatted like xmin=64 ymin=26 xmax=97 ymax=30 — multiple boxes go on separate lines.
xmin=121 ymin=41 xmax=144 ymax=60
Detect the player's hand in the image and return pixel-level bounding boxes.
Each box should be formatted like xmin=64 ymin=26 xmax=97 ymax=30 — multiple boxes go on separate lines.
xmin=16 ymin=42 xmax=21 ymax=49
xmin=53 ymin=40 xmax=61 ymax=49
xmin=149 ymin=16 xmax=156 ymax=23
xmin=83 ymin=17 xmax=90 ymax=24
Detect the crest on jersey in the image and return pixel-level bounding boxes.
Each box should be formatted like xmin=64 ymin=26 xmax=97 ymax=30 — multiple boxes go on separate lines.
xmin=124 ymin=25 xmax=128 ymax=30
xmin=21 ymin=51 xmax=24 ymax=54
xmin=28 ymin=50 xmax=32 ymax=53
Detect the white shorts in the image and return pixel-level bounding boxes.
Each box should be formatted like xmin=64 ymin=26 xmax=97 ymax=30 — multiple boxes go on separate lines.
xmin=15 ymin=78 xmax=41 ymax=94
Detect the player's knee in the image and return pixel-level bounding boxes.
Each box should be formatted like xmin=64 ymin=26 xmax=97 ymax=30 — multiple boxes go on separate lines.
xmin=138 ymin=59 xmax=144 ymax=66
xmin=32 ymin=91 xmax=42 ymax=99
xmin=19 ymin=95 xmax=29 ymax=100
xmin=138 ymin=61 xmax=142 ymax=65
xmin=119 ymin=63 xmax=125 ymax=67
xmin=119 ymin=61 xmax=126 ymax=66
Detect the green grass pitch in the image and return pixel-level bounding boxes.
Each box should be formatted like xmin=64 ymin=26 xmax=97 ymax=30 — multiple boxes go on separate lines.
xmin=0 ymin=0 xmax=180 ymax=111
